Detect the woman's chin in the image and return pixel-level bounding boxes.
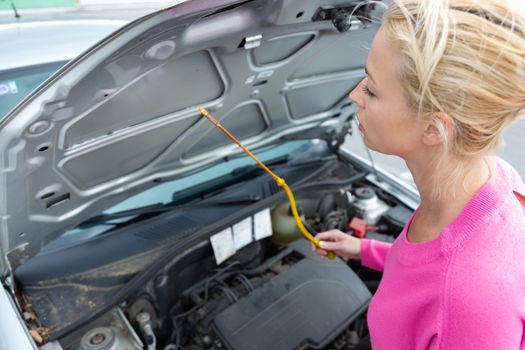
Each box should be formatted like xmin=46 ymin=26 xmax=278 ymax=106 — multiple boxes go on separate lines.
xmin=362 ymin=137 xmax=374 ymax=150
xmin=363 ymin=141 xmax=387 ymax=155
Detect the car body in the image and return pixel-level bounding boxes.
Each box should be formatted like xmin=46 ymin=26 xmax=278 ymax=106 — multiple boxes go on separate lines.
xmin=0 ymin=0 xmax=421 ymax=349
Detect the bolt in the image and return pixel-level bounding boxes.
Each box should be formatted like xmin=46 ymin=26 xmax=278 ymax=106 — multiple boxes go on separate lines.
xmin=137 ymin=312 xmax=151 ymax=325
xmin=196 ymin=307 xmax=207 ymax=319
xmin=202 ymin=335 xmax=212 ymax=345
xmin=90 ymin=333 xmax=106 ymax=345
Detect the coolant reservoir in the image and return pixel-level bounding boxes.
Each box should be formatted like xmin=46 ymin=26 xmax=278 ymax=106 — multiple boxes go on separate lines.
xmin=349 ymin=186 xmax=390 ymax=225
xmin=271 ymin=203 xmax=304 ymax=245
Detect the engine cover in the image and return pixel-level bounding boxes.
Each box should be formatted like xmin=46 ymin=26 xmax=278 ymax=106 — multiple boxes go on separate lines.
xmin=213 ymin=240 xmax=371 ymax=350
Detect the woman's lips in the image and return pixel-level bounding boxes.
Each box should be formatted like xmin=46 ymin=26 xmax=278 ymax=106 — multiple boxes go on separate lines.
xmin=356 ymin=116 xmax=365 ymax=132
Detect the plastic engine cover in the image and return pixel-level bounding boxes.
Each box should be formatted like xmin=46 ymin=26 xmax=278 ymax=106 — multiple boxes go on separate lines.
xmin=213 ymin=240 xmax=371 ymax=350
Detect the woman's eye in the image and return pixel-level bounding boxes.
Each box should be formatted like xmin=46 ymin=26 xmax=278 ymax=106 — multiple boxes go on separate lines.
xmin=362 ymin=84 xmax=375 ymax=98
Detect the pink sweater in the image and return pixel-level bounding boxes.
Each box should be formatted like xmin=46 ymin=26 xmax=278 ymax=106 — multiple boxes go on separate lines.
xmin=360 ymin=158 xmax=525 ymax=349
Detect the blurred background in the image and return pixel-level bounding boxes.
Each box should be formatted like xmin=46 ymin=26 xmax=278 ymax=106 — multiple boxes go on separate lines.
xmin=0 ymin=0 xmax=172 ymax=10
xmin=0 ymin=0 xmax=77 ymax=9
xmin=1 ymin=0 xmax=524 ymax=187
xmin=0 ymin=0 xmax=177 ymax=21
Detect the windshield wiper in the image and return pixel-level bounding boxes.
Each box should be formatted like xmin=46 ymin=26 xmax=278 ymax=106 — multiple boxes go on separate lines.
xmin=78 ymin=194 xmax=264 ymax=229
xmin=78 ymin=156 xmax=289 ymax=228
xmin=203 ymin=194 xmax=262 ymax=205
xmin=168 ymin=154 xmax=289 ymax=205
xmin=78 ymin=203 xmax=166 ymax=228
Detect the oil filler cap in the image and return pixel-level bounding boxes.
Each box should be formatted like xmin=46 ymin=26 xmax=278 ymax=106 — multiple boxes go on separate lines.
xmin=354 ymin=187 xmax=375 ymax=200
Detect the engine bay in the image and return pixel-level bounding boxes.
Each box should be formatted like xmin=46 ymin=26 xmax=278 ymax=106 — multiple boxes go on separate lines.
xmin=0 ymin=0 xmax=413 ymax=348
xmin=15 ymin=147 xmax=414 ymax=350
xmin=59 ymin=183 xmax=411 ymax=349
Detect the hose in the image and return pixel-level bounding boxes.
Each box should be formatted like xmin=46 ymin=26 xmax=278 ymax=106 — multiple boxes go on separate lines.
xmin=199 ymin=107 xmax=335 ymax=260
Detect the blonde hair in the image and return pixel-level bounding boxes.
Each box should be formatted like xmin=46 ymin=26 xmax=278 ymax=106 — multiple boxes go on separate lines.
xmin=382 ymin=0 xmax=525 ymax=197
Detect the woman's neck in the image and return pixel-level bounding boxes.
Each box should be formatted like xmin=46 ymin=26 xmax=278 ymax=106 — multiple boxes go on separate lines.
xmin=404 ymin=153 xmax=492 ymax=241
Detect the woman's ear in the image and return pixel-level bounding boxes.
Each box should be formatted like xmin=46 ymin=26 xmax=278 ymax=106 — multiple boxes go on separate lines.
xmin=422 ymin=112 xmax=453 ymax=146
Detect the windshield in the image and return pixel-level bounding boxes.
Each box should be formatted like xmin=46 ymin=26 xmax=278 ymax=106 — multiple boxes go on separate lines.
xmin=0 ymin=61 xmax=66 ymax=119
xmin=42 ymin=140 xmax=310 ymax=251
xmin=107 ymin=140 xmax=309 ymax=213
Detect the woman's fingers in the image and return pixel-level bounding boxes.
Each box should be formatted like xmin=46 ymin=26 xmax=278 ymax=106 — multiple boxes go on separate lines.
xmin=311 ymin=241 xmax=330 ymax=259
xmin=312 ymin=230 xmax=346 ymax=259
xmin=312 ymin=230 xmax=361 ymax=259
xmin=315 ymin=229 xmax=361 ymax=260
xmin=318 ymin=240 xmax=341 ymax=251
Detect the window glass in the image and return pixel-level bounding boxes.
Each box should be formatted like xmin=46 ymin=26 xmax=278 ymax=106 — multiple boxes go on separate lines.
xmin=0 ymin=61 xmax=66 ymax=119
xmin=44 ymin=140 xmax=309 ymax=251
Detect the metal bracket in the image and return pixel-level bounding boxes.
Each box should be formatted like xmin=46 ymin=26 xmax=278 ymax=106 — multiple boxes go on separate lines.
xmin=312 ymin=4 xmax=375 ymax=32
xmin=241 ymin=34 xmax=263 ymax=49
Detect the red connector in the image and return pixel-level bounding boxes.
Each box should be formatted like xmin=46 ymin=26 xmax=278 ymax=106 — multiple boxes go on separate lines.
xmin=514 ymin=191 xmax=525 ymax=207
xmin=348 ymin=217 xmax=379 ymax=238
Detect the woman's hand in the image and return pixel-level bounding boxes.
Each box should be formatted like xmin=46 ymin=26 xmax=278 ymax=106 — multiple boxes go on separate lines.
xmin=313 ymin=230 xmax=362 ymax=260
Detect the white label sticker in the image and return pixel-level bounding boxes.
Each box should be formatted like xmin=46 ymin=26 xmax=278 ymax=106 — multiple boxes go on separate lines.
xmin=8 ymin=81 xmax=18 ymax=94
xmin=253 ymin=208 xmax=273 ymax=240
xmin=0 ymin=81 xmax=18 ymax=96
xmin=0 ymin=83 xmax=9 ymax=96
xmin=210 ymin=228 xmax=236 ymax=265
xmin=232 ymin=217 xmax=253 ymax=250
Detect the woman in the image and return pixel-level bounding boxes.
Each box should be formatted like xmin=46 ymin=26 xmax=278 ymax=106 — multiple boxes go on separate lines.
xmin=313 ymin=0 xmax=525 ymax=348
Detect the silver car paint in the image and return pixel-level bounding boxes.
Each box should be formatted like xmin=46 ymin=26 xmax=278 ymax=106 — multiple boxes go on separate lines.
xmin=0 ymin=285 xmax=37 ymax=349
xmin=0 ymin=0 xmax=381 ymax=268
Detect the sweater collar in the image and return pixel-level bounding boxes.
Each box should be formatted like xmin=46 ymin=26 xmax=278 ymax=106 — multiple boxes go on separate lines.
xmin=395 ymin=159 xmax=508 ymax=265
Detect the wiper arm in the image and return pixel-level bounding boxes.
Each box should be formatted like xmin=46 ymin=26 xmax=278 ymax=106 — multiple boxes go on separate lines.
xmin=204 ymin=194 xmax=262 ymax=205
xmin=169 ymin=155 xmax=289 ymax=204
xmin=230 ymin=154 xmax=289 ymax=177
xmin=78 ymin=155 xmax=289 ymax=228
xmin=79 ymin=193 xmax=263 ymax=229
xmin=78 ymin=203 xmax=166 ymax=228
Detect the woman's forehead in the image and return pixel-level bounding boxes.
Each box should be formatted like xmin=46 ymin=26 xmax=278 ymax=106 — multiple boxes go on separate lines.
xmin=367 ymin=27 xmax=402 ymax=87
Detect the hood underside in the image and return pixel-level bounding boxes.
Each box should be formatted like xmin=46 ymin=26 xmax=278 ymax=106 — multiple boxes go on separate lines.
xmin=0 ymin=0 xmax=380 ymax=268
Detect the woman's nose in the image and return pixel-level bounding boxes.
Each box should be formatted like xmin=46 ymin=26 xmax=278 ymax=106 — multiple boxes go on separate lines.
xmin=349 ymin=80 xmax=364 ymax=108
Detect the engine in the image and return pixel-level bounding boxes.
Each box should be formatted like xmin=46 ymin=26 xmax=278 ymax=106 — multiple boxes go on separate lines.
xmin=56 ymin=183 xmax=412 ymax=350
xmin=169 ymin=239 xmax=370 ymax=350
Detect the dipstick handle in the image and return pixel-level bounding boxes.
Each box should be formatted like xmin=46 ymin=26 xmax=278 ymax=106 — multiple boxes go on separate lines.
xmin=199 ymin=108 xmax=280 ymax=182
xmin=199 ymin=107 xmax=336 ymax=260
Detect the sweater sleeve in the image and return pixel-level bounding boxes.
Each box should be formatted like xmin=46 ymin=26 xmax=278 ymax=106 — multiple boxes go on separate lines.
xmin=359 ymin=239 xmax=392 ymax=272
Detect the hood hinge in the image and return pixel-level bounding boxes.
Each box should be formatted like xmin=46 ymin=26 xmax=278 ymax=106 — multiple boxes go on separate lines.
xmin=280 ymin=114 xmax=354 ymax=153
xmin=328 ymin=114 xmax=354 ymax=153
xmin=312 ymin=3 xmax=376 ymax=32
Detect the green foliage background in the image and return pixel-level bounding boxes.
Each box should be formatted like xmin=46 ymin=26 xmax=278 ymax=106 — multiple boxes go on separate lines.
xmin=0 ymin=0 xmax=76 ymax=9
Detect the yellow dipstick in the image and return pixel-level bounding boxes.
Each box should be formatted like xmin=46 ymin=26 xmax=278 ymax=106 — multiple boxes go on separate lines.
xmin=199 ymin=107 xmax=336 ymax=260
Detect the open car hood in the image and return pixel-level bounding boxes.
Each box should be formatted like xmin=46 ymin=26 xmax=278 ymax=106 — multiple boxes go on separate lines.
xmin=0 ymin=0 xmax=380 ymax=269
